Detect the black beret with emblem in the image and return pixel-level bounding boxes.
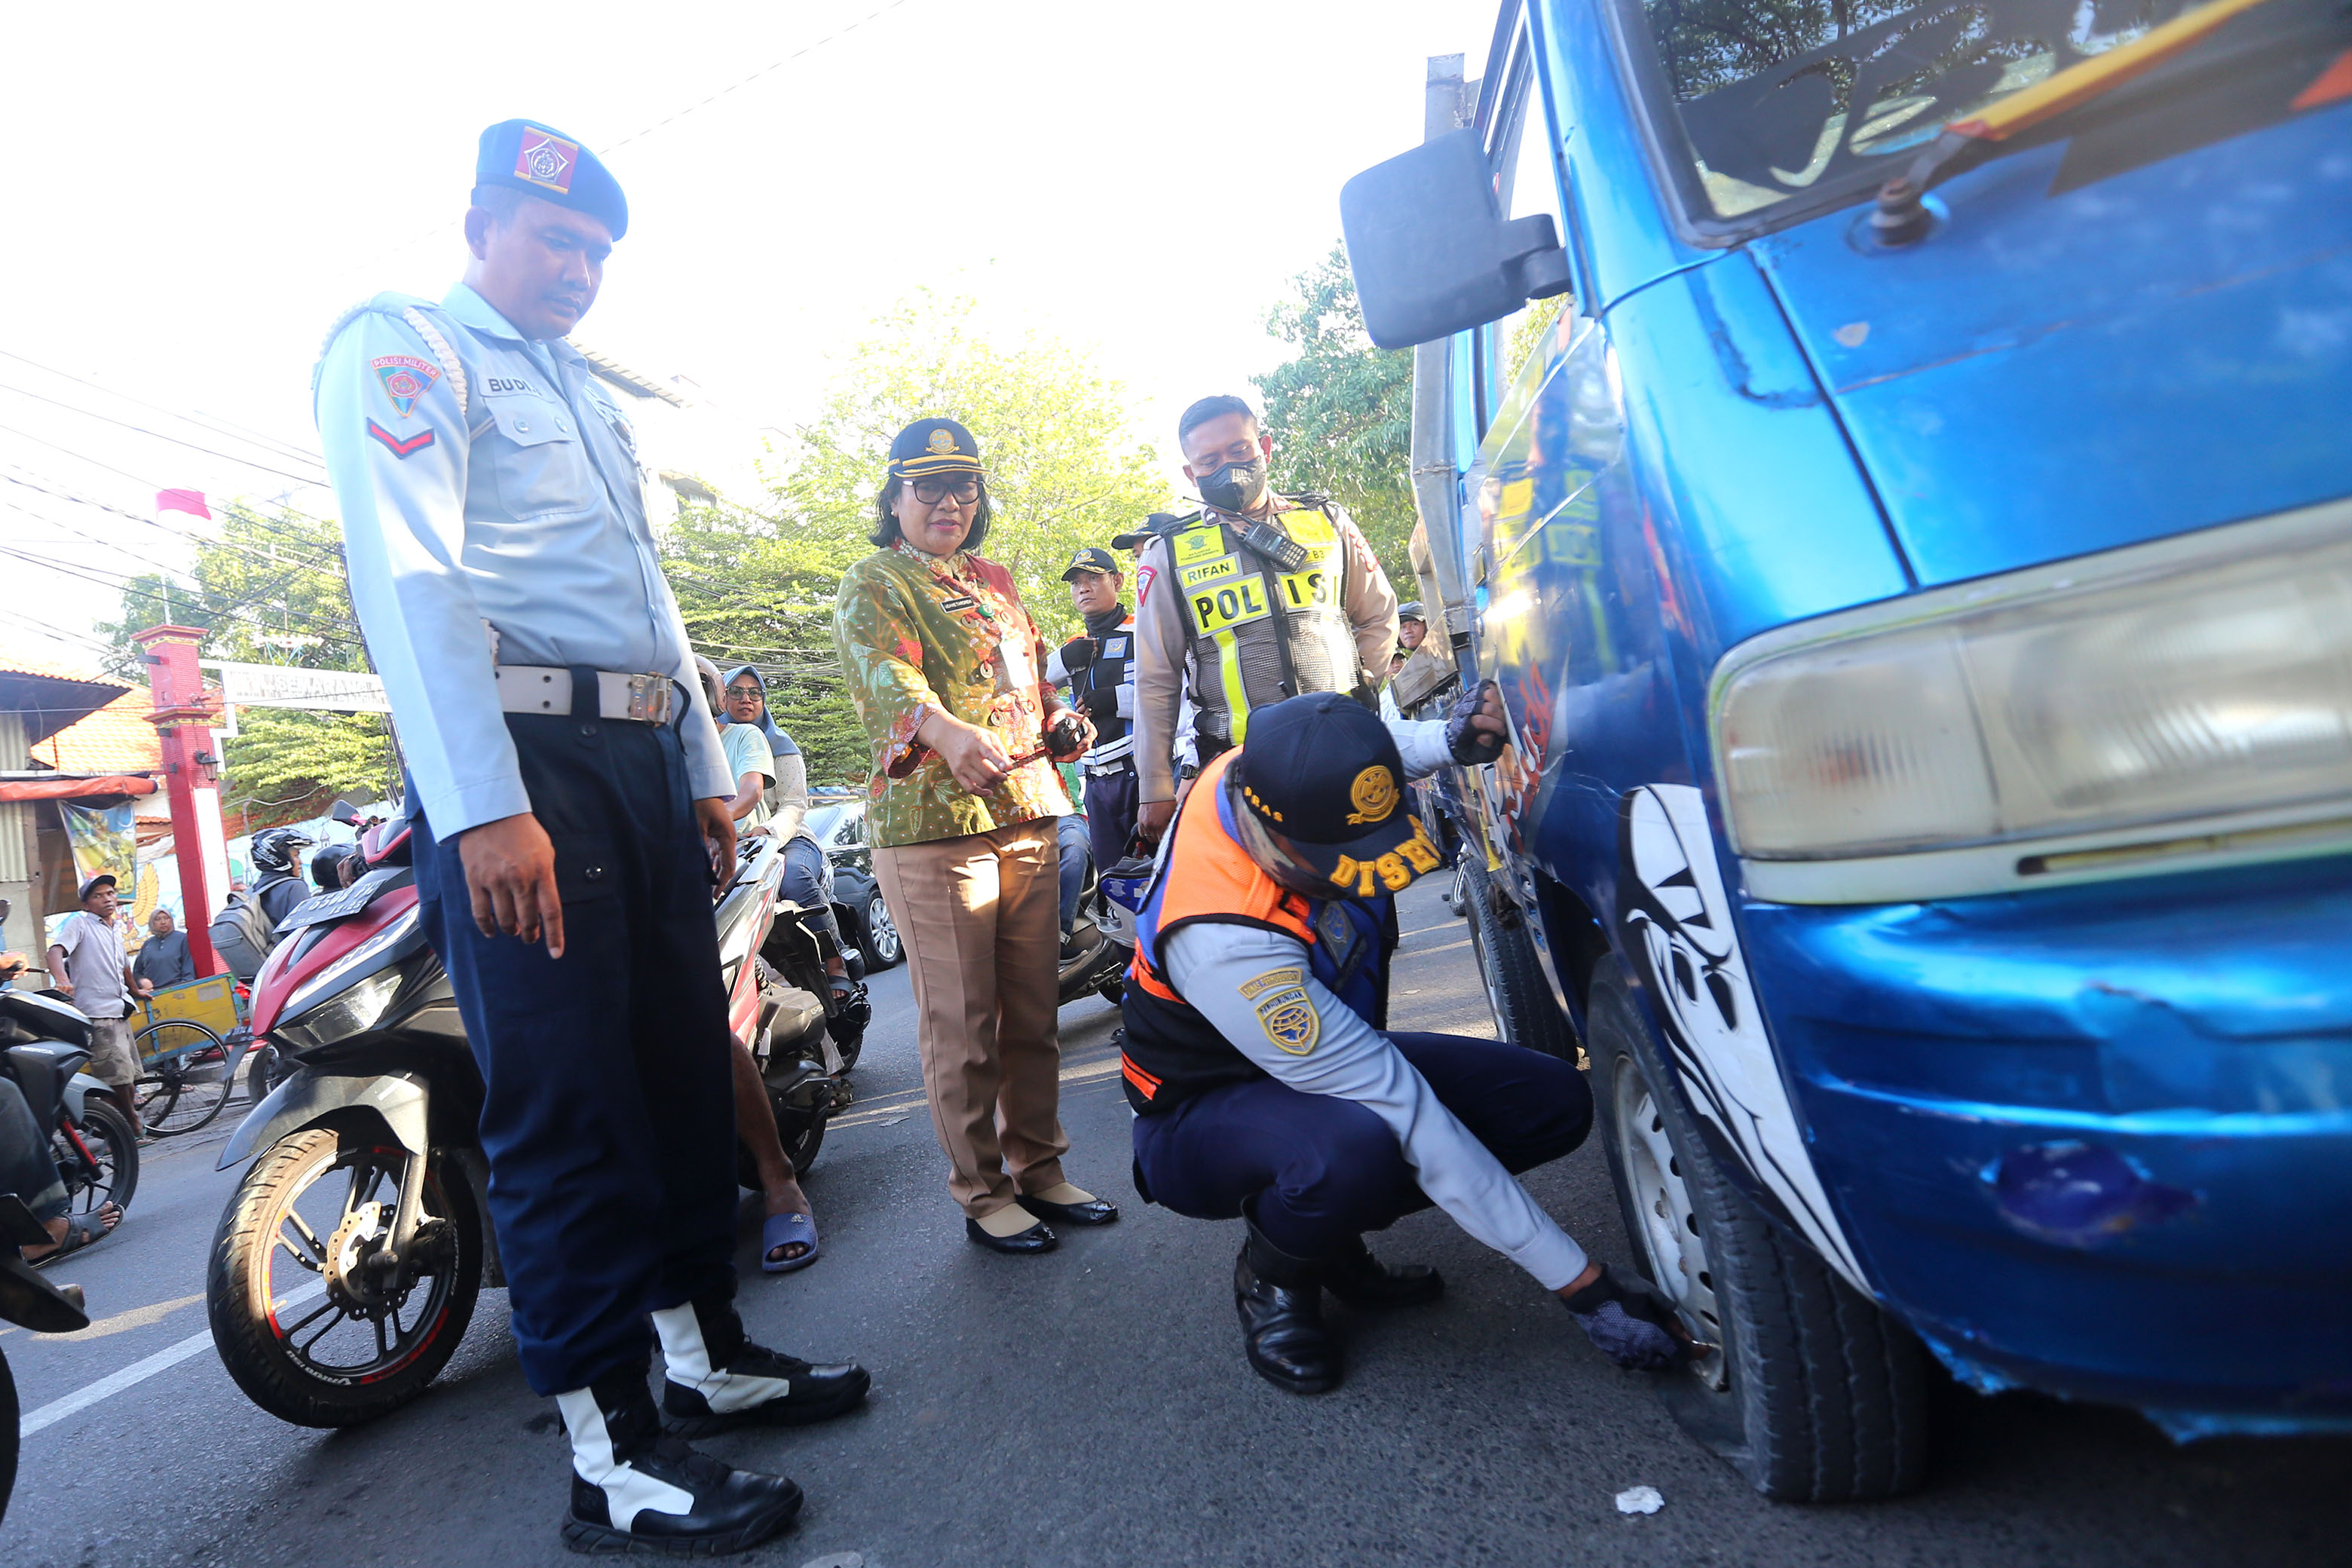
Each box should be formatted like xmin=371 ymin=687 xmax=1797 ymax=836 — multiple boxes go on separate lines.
xmin=1229 ymin=692 xmax=1440 ymax=897
xmin=889 ymin=418 xmax=985 ymax=479
xmin=476 ymin=119 xmax=629 ymax=240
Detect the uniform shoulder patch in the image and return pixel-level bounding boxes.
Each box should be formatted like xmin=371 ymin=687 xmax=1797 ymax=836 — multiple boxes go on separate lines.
xmin=1238 ymin=966 xmax=1303 ymax=1001
xmin=371 ymin=355 xmax=440 ymax=418
xmin=1135 ymin=562 xmax=1156 ymax=603
xmin=1254 ymin=985 xmax=1320 ymax=1055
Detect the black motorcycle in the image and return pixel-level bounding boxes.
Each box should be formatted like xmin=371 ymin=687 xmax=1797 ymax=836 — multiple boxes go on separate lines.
xmin=1058 ymin=851 xmax=1150 ymax=1009
xmin=0 ymin=991 xmax=140 ymax=1223
xmin=0 ymin=1193 xmax=92 ymax=1525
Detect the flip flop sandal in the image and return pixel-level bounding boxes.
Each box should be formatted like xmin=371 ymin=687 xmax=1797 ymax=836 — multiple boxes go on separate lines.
xmin=32 ymin=1211 xmax=115 ymax=1268
xmin=761 ymin=1211 xmax=819 ymax=1275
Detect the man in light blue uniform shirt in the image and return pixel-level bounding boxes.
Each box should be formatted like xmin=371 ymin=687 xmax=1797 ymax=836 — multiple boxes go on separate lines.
xmin=315 ymin=118 xmax=865 ymax=1556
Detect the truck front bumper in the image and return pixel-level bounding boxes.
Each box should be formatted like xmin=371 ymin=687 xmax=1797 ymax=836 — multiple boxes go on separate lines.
xmin=1741 ymin=854 xmax=2352 ymax=1438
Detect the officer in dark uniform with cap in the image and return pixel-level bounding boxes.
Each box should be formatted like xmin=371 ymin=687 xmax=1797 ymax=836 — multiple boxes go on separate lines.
xmin=1119 ymin=688 xmax=1700 ymax=1392
xmin=1046 ymin=545 xmax=1141 ymax=873
xmin=317 ymin=119 xmax=867 ymax=1554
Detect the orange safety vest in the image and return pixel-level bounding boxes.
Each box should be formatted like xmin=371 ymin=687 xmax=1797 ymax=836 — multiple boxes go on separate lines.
xmin=1119 ymin=749 xmax=1392 ymax=1113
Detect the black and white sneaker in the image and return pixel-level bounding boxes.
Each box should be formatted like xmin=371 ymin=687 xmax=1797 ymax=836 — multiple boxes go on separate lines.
xmin=653 ymin=1300 xmax=871 ymax=1438
xmin=556 ymin=1368 xmax=801 ymax=1557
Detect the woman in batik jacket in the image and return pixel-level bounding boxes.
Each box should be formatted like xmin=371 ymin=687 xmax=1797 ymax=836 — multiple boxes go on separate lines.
xmin=830 ymin=418 xmax=1119 ymax=1255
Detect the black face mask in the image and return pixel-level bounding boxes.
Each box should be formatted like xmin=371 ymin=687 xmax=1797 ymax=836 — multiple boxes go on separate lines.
xmin=1197 ymin=458 xmax=1267 ymax=515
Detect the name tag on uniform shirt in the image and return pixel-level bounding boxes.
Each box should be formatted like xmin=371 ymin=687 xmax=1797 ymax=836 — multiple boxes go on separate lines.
xmin=480 ymin=375 xmax=541 ymax=397
xmin=1099 ymin=635 xmax=1129 ymax=660
xmin=939 ymin=595 xmax=976 ymax=613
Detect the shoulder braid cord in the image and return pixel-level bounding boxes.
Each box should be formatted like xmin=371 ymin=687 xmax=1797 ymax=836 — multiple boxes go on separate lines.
xmin=400 ymin=307 xmax=472 ymax=424
xmin=316 ymin=300 xmax=470 ymax=425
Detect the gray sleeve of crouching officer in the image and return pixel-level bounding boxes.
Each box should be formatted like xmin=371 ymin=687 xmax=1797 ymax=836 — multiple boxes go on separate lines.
xmin=1160 ymin=921 xmax=1589 ymax=1289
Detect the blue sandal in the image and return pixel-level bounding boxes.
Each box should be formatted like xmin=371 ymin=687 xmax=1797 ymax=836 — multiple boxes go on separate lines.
xmin=761 ymin=1211 xmax=819 ymax=1274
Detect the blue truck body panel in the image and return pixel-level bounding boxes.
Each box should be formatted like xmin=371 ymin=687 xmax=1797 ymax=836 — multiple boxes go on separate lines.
xmin=1429 ymin=0 xmax=2352 ymax=1433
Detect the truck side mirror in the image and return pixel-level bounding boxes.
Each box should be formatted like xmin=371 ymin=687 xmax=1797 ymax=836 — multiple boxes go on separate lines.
xmin=1340 ymin=128 xmax=1572 ymax=351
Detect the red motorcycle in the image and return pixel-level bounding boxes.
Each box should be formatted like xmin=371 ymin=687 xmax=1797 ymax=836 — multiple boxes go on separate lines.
xmin=204 ymin=803 xmax=853 ymax=1429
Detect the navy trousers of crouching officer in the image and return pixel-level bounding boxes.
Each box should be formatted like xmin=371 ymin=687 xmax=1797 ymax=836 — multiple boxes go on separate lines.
xmin=412 ymin=703 xmax=738 ymax=1397
xmin=1132 ymin=1033 xmax=1591 ymax=1259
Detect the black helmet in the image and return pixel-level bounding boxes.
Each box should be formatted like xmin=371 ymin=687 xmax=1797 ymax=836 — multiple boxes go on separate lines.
xmin=250 ymin=827 xmax=314 ymax=875
xmin=309 ymin=844 xmax=357 ymax=890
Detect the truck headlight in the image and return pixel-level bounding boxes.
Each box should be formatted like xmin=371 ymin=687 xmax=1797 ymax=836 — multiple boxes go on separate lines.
xmin=1713 ymin=499 xmax=2352 ymax=866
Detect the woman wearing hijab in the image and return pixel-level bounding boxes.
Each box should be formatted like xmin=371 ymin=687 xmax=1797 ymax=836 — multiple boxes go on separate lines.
xmin=721 ymin=666 xmax=855 ymax=1000
xmin=831 ymin=418 xmax=1116 ymax=1254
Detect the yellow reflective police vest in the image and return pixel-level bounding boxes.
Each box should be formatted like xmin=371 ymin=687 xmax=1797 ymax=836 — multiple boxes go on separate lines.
xmin=1168 ymin=501 xmax=1359 ymax=748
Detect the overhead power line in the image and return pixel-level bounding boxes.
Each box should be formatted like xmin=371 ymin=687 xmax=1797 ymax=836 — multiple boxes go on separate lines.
xmin=0 ymin=467 xmax=351 ymax=590
xmin=602 ymin=0 xmax=915 ymax=154
xmin=0 ymin=380 xmax=329 ymax=490
xmin=0 ymin=349 xmax=329 ymax=479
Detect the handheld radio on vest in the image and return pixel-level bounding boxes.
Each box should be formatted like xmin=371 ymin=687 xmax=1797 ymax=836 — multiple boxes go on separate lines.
xmin=1237 ymin=517 xmax=1310 ymax=574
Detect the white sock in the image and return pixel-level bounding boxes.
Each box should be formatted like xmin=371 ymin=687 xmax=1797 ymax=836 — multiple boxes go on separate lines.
xmin=556 ymin=1388 xmax=694 ymax=1530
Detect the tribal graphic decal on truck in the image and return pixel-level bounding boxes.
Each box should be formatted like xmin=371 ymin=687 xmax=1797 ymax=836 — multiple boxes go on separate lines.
xmin=1618 ymin=784 xmax=1867 ymax=1293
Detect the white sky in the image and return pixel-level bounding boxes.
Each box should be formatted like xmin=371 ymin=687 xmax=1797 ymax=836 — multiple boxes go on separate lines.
xmin=0 ymin=0 xmax=1496 ymax=657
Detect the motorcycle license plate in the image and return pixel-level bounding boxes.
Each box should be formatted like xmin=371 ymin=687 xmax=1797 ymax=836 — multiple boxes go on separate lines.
xmin=273 ymin=868 xmax=407 ymax=936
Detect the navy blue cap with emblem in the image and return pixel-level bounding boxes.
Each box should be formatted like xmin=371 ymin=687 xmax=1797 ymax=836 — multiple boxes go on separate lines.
xmin=1061 ymin=546 xmax=1120 ymax=581
xmin=1229 ymin=692 xmax=1440 ymax=897
xmin=889 ymin=418 xmax=985 ymax=479
xmin=476 ymin=119 xmax=629 ymax=240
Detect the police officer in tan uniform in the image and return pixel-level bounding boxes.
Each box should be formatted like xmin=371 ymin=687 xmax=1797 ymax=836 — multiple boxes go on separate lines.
xmin=1132 ymin=395 xmax=1399 ymax=843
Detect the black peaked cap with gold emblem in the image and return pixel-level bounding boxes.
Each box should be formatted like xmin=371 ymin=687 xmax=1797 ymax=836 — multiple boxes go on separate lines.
xmin=476 ymin=119 xmax=628 ymax=239
xmin=1230 ymin=692 xmax=1432 ymax=894
xmin=889 ymin=418 xmax=985 ymax=479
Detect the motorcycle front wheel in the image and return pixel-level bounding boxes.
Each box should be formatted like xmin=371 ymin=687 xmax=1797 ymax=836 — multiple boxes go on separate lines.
xmin=208 ymin=1128 xmax=480 ymax=1429
xmin=59 ymin=1101 xmax=138 ymax=1217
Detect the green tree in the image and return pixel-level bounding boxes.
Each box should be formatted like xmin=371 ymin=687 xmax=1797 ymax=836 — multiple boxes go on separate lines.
xmin=96 ymin=504 xmax=391 ymax=825
xmin=1254 ymin=243 xmax=1418 ymax=590
xmin=663 ymin=290 xmax=1168 ymax=786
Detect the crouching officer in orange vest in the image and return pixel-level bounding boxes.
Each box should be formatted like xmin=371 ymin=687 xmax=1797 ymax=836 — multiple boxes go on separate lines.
xmin=1120 ymin=691 xmax=1699 ymax=1392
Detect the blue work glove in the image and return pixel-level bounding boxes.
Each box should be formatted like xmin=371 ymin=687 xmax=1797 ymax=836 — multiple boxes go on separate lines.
xmin=1446 ymin=680 xmax=1508 ymax=765
xmin=1560 ymin=1264 xmax=1689 ymax=1370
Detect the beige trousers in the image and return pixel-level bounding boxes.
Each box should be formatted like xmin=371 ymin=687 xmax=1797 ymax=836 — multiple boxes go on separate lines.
xmin=873 ymin=819 xmax=1068 ymax=1219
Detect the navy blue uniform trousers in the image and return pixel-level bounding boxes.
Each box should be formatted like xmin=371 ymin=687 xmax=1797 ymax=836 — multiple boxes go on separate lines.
xmin=1130 ymin=1032 xmax=1591 ymax=1259
xmin=1083 ymin=766 xmax=1139 ymax=872
xmin=413 ymin=709 xmax=737 ymax=1396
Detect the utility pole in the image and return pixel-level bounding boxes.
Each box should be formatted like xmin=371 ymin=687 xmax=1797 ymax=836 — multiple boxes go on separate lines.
xmin=135 ymin=624 xmax=228 ymax=977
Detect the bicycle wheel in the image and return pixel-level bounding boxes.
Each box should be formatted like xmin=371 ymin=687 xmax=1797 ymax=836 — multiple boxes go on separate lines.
xmin=133 ymin=1019 xmax=233 ymax=1136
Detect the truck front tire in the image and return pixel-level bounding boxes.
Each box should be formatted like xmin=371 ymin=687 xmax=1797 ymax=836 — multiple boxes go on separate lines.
xmin=1587 ymin=960 xmax=1931 ymax=1502
xmin=1461 ymin=860 xmax=1576 ymax=1060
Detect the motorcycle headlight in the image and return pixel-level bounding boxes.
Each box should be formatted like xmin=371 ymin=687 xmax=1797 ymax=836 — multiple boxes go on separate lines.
xmin=276 ymin=909 xmax=421 ymax=1049
xmin=1713 ymin=498 xmax=2352 ymax=901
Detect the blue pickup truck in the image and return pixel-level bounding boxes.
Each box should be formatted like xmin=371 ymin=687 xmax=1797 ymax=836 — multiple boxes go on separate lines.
xmin=1340 ymin=0 xmax=2352 ymax=1501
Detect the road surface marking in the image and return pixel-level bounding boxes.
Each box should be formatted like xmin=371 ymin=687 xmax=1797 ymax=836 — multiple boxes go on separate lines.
xmin=18 ymin=1282 xmax=326 ymax=1438
xmin=34 ymin=1291 xmax=205 ymax=1342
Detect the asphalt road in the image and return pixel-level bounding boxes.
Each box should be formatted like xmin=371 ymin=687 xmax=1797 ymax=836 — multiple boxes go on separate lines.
xmin=5 ymin=877 xmax=2347 ymax=1568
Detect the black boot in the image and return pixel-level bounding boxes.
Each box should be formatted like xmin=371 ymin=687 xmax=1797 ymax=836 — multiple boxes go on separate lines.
xmin=557 ymin=1365 xmax=802 ymax=1556
xmin=654 ymin=1297 xmax=871 ymax=1438
xmin=1323 ymin=1236 xmax=1444 ymax=1309
xmin=1235 ymin=1225 xmax=1340 ymax=1395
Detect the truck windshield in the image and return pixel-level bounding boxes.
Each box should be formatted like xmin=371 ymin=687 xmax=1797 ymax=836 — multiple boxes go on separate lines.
xmin=1630 ymin=0 xmax=2210 ymax=225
